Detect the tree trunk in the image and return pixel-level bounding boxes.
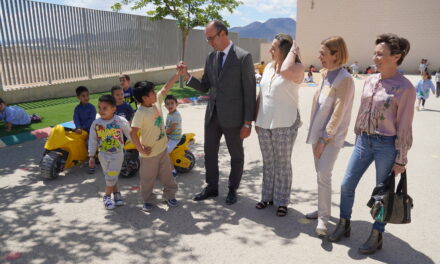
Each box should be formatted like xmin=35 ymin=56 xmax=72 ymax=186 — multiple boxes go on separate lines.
xmin=179 ymin=30 xmax=189 ymax=88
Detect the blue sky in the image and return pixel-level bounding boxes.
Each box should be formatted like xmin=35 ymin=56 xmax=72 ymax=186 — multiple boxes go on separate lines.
xmin=35 ymin=0 xmax=297 ymax=27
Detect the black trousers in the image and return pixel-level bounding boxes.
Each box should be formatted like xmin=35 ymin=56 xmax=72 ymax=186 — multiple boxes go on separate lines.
xmin=204 ymin=109 xmax=244 ymax=191
xmin=436 ymin=82 xmax=440 ymax=97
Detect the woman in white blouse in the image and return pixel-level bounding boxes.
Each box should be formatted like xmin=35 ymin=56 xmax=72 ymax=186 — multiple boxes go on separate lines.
xmin=255 ymin=34 xmax=305 ymax=217
xmin=304 ymin=36 xmax=355 ymax=236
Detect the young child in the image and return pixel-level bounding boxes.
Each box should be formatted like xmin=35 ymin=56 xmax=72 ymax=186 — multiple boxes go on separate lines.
xmin=435 ymin=67 xmax=440 ymax=98
xmin=88 ymin=95 xmax=132 ymax=210
xmin=165 ymin=94 xmax=182 ymax=176
xmin=416 ymin=70 xmax=436 ymax=111
xmin=0 ymin=98 xmax=40 ymax=132
xmin=350 ymin=61 xmax=359 ymax=77
xmin=73 ymin=86 xmax=96 ymax=134
xmin=304 ymin=71 xmax=314 ymax=83
xmin=130 ymin=73 xmax=180 ymax=212
xmin=119 ymin=74 xmax=135 ymax=106
xmin=111 ymin=86 xmax=134 ymax=122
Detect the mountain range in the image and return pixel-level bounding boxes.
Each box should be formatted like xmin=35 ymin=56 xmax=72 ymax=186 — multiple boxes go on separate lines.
xmin=230 ymin=18 xmax=296 ymax=42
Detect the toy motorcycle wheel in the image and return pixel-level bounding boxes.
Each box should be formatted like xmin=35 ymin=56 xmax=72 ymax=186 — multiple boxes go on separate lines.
xmin=40 ymin=152 xmax=62 ymax=179
xmin=120 ymin=151 xmax=139 ymax=178
xmin=175 ymin=150 xmax=196 ymax=174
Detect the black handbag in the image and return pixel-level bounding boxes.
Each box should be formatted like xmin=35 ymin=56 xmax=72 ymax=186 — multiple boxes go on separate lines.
xmin=367 ymin=171 xmax=413 ymax=224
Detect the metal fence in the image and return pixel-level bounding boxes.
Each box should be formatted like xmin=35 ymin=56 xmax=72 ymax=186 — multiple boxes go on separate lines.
xmin=0 ymin=0 xmax=263 ymax=91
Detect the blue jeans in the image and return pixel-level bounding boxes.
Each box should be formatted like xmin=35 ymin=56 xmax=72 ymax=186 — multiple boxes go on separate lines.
xmin=339 ymin=133 xmax=397 ymax=232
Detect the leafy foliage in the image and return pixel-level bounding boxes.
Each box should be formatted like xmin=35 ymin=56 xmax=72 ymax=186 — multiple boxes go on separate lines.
xmin=111 ymin=0 xmax=242 ymax=34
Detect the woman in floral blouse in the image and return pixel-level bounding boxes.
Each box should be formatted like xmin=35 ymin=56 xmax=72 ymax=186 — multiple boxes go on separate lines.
xmin=328 ymin=34 xmax=416 ymax=255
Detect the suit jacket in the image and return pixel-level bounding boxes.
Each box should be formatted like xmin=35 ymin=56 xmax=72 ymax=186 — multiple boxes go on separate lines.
xmin=188 ymin=44 xmax=256 ymax=127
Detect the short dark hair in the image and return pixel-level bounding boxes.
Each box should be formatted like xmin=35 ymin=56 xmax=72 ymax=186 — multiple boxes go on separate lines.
xmin=210 ymin=20 xmax=228 ymax=35
xmin=165 ymin=94 xmax=178 ymax=103
xmin=119 ymin=74 xmax=130 ymax=81
xmin=375 ymin=33 xmax=410 ymax=66
xmin=133 ymin=81 xmax=155 ymax=103
xmin=76 ymin=86 xmax=89 ymax=96
xmin=98 ymin=95 xmax=116 ymax=107
xmin=111 ymin=85 xmax=122 ymax=95
xmin=423 ymin=69 xmax=432 ymax=80
xmin=0 ymin=98 xmax=4 ymax=105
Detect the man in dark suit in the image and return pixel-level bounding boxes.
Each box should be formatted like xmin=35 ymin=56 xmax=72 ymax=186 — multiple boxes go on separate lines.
xmin=178 ymin=20 xmax=256 ymax=205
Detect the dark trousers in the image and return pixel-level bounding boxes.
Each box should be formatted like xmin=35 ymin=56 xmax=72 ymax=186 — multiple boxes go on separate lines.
xmin=204 ymin=110 xmax=244 ymax=191
xmin=436 ymin=82 xmax=440 ymax=97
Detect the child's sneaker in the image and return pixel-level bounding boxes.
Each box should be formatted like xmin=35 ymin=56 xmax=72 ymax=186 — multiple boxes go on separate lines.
xmin=103 ymin=195 xmax=115 ymax=210
xmin=172 ymin=170 xmax=178 ymax=178
xmin=113 ymin=192 xmax=124 ymax=206
xmin=88 ymin=166 xmax=95 ymax=174
xmin=166 ymin=199 xmax=179 ymax=207
xmin=142 ymin=203 xmax=154 ymax=212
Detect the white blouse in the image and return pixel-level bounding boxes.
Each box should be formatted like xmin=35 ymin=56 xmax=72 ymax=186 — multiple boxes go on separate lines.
xmin=256 ymin=62 xmax=300 ymax=129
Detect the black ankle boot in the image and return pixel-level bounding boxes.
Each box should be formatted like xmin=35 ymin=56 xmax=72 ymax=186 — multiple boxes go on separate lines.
xmin=359 ymin=228 xmax=383 ymax=254
xmin=328 ymin=218 xmax=351 ymax=242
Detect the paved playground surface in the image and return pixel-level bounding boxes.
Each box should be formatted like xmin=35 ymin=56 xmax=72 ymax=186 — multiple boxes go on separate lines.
xmin=1 ymin=75 xmax=439 ymax=264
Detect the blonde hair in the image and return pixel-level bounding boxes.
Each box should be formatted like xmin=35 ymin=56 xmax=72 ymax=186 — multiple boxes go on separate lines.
xmin=321 ymin=36 xmax=349 ymax=66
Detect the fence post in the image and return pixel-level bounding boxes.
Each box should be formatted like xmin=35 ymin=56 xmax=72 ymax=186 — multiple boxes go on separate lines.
xmin=82 ymin=8 xmax=92 ymax=79
xmin=138 ymin=16 xmax=146 ymax=73
xmin=0 ymin=69 xmax=3 ymax=91
xmin=0 ymin=43 xmax=4 ymax=91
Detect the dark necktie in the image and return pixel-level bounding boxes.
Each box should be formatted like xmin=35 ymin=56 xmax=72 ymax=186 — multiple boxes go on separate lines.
xmin=218 ymin=51 xmax=225 ymax=75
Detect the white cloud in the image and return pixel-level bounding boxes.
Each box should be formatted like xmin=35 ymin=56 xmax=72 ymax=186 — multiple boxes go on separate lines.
xmin=220 ymin=8 xmax=241 ymax=17
xmin=242 ymin=0 xmax=297 ymax=19
xmin=63 ymin=0 xmax=154 ymax=16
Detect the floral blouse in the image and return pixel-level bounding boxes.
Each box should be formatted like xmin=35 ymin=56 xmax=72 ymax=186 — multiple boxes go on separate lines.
xmin=354 ymin=73 xmax=416 ymax=164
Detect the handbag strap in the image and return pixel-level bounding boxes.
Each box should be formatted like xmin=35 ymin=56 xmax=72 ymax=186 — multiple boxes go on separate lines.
xmin=384 ymin=172 xmax=396 ymax=222
xmin=396 ymin=170 xmax=408 ymax=195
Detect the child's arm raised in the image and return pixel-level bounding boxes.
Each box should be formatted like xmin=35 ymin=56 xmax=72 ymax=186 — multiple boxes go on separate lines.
xmin=158 ymin=72 xmax=180 ymax=97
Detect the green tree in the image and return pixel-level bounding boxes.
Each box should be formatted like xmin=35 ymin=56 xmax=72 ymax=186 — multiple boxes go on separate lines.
xmin=112 ymin=0 xmax=241 ymax=63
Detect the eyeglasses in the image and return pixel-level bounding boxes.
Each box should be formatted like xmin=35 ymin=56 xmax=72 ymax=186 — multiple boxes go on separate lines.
xmin=206 ymin=31 xmax=220 ymax=42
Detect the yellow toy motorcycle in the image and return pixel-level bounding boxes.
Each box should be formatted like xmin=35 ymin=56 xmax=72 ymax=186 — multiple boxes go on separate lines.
xmin=121 ymin=133 xmax=196 ymax=176
xmin=40 ymin=125 xmax=140 ymax=179
xmin=170 ymin=133 xmax=196 ymax=173
xmin=40 ymin=125 xmax=195 ymax=179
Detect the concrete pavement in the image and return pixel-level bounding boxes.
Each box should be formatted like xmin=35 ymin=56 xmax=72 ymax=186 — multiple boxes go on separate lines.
xmin=1 ymin=75 xmax=439 ymax=264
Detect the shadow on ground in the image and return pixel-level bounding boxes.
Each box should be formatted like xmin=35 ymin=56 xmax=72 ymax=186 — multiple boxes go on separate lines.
xmin=0 ymin=139 xmax=434 ymax=264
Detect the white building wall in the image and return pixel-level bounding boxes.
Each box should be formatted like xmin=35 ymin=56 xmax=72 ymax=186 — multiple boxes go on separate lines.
xmin=296 ymin=0 xmax=440 ymax=74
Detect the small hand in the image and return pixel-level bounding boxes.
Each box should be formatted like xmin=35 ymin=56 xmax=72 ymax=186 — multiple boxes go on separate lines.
xmin=138 ymin=145 xmax=152 ymax=156
xmin=75 ymin=128 xmax=82 ymax=134
xmin=240 ymin=126 xmax=251 ymax=139
xmin=291 ymin=40 xmax=300 ymax=55
xmin=89 ymin=157 xmax=95 ymax=169
xmin=176 ymin=63 xmax=183 ymax=75
xmin=313 ymin=142 xmax=325 ymax=159
xmin=392 ymin=164 xmax=406 ymax=175
xmin=178 ymin=61 xmax=190 ymax=79
xmin=177 ymin=61 xmax=187 ymax=75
